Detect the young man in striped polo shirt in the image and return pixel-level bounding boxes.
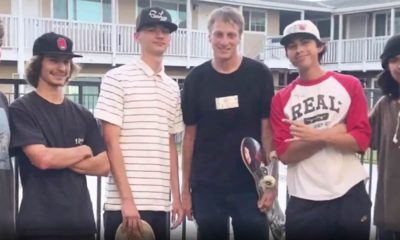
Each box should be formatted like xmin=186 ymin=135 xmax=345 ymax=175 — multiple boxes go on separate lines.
xmin=94 ymin=7 xmax=183 ymax=240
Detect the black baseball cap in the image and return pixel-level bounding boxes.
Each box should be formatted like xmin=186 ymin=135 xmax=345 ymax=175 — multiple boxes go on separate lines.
xmin=380 ymin=34 xmax=400 ymax=69
xmin=33 ymin=32 xmax=82 ymax=58
xmin=136 ymin=7 xmax=178 ymax=33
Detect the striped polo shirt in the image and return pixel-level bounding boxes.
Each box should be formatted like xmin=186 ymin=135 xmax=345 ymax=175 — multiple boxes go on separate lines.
xmin=94 ymin=59 xmax=183 ymax=212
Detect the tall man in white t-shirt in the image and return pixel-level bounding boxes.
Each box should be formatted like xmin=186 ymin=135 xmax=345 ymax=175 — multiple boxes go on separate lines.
xmin=270 ymin=20 xmax=372 ymax=240
xmin=94 ymin=7 xmax=183 ymax=240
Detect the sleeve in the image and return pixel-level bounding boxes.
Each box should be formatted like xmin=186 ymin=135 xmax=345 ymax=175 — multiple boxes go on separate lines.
xmin=270 ymin=93 xmax=291 ymax=157
xmin=368 ymin=97 xmax=383 ymax=150
xmin=181 ymin=68 xmax=199 ymax=126
xmin=260 ymin=64 xmax=275 ymax=119
xmin=9 ymin=104 xmax=47 ymax=150
xmin=345 ymin=78 xmax=372 ymax=152
xmin=94 ymin=72 xmax=124 ymax=127
xmin=84 ymin=111 xmax=106 ymax=156
xmin=169 ymin=85 xmax=184 ymax=134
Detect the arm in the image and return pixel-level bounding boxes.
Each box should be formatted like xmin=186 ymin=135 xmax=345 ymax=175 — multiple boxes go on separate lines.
xmin=270 ymin=94 xmax=325 ymax=165
xmin=22 ymin=144 xmax=92 ymax=170
xmin=102 ymin=121 xmax=141 ymax=233
xmin=181 ymin=125 xmax=196 ymax=220
xmin=69 ymin=151 xmax=110 ymax=176
xmin=280 ymin=121 xmax=349 ymax=164
xmin=169 ymin=134 xmax=183 ymax=229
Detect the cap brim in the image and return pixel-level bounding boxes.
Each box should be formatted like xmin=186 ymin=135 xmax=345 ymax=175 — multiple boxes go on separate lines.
xmin=280 ymin=32 xmax=320 ymax=46
xmin=39 ymin=51 xmax=82 ymax=58
xmin=137 ymin=22 xmax=178 ymax=33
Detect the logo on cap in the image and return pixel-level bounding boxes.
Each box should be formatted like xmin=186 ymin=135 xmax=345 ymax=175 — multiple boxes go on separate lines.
xmin=57 ymin=37 xmax=67 ymax=51
xmin=298 ymin=24 xmax=306 ymax=30
xmin=149 ymin=9 xmax=167 ymax=21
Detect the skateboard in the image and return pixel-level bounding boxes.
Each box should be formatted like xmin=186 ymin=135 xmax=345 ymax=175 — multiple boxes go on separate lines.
xmin=115 ymin=219 xmax=155 ymax=240
xmin=240 ymin=137 xmax=286 ymax=240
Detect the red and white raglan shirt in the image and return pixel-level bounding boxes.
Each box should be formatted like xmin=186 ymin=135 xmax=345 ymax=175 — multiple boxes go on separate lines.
xmin=270 ymin=71 xmax=371 ymax=201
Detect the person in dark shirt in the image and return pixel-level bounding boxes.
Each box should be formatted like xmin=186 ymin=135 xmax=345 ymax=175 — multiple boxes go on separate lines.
xmin=369 ymin=34 xmax=400 ymax=240
xmin=181 ymin=6 xmax=276 ymax=240
xmin=9 ymin=32 xmax=109 ymax=240
xmin=0 ymin=19 xmax=16 ymax=240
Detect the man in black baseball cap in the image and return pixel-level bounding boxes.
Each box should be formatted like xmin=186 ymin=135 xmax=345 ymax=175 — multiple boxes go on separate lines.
xmin=136 ymin=7 xmax=178 ymax=33
xmin=97 ymin=6 xmax=183 ymax=240
xmin=9 ymin=31 xmax=109 ymax=239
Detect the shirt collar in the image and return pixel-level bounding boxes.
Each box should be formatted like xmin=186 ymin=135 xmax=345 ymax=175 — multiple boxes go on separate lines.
xmin=136 ymin=59 xmax=168 ymax=80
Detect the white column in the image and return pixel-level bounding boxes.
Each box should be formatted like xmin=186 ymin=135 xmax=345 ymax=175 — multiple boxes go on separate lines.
xmin=300 ymin=11 xmax=305 ymax=20
xmin=391 ymin=8 xmax=395 ymax=35
xmin=338 ymin=14 xmax=343 ymax=71
xmin=330 ymin=14 xmax=334 ymax=41
xmin=111 ymin=0 xmax=117 ymax=66
xmin=186 ymin=0 xmax=192 ymax=69
xmin=239 ymin=5 xmax=244 ymax=54
xmin=17 ymin=0 xmax=24 ymax=78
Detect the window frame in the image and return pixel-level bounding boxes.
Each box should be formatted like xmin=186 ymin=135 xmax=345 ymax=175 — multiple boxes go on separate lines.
xmin=243 ymin=9 xmax=266 ymax=33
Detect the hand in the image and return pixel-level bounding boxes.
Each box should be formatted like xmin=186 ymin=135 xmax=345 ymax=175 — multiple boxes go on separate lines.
xmin=257 ymin=188 xmax=277 ymax=213
xmin=170 ymin=200 xmax=184 ymax=229
xmin=283 ymin=119 xmax=320 ymax=142
xmin=181 ymin=190 xmax=193 ymax=221
xmin=121 ymin=199 xmax=142 ymax=236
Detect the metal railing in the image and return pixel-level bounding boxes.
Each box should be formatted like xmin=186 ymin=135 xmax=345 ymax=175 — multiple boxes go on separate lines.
xmin=0 ymin=14 xmax=213 ymax=60
xmin=264 ymin=35 xmax=389 ymax=66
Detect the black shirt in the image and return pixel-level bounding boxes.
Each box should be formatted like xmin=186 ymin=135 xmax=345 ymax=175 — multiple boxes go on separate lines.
xmin=9 ymin=91 xmax=105 ymax=236
xmin=181 ymin=57 xmax=274 ymax=193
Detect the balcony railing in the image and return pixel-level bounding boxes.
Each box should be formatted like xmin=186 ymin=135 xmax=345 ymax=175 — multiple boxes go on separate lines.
xmin=0 ymin=14 xmax=213 ymax=65
xmin=264 ymin=35 xmax=390 ymax=70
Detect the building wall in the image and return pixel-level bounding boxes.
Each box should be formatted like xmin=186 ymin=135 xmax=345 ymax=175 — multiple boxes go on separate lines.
xmin=42 ymin=0 xmax=51 ymax=18
xmin=196 ymin=3 xmax=224 ymax=30
xmin=267 ymin=10 xmax=280 ymax=36
xmin=119 ymin=0 xmax=136 ymax=24
xmin=0 ymin=63 xmax=17 ymax=79
xmin=0 ymin=0 xmax=11 ymax=14
xmin=243 ymin=32 xmax=264 ymax=59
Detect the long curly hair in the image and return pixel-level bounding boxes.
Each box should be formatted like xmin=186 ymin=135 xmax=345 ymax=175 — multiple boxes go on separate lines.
xmin=377 ymin=70 xmax=400 ymax=100
xmin=25 ymin=55 xmax=81 ymax=88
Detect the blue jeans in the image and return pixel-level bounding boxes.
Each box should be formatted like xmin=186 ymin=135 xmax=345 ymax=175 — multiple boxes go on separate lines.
xmin=192 ymin=188 xmax=269 ymax=240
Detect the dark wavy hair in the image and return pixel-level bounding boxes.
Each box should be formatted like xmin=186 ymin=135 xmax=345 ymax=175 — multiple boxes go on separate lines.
xmin=25 ymin=55 xmax=80 ymax=88
xmin=377 ymin=70 xmax=400 ymax=100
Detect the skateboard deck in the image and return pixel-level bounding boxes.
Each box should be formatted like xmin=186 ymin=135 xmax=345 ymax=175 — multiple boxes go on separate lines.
xmin=115 ymin=220 xmax=155 ymax=240
xmin=240 ymin=137 xmax=286 ymax=240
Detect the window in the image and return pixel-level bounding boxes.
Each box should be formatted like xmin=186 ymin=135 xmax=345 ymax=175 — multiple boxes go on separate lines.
xmin=138 ymin=0 xmax=187 ymax=28
xmin=53 ymin=0 xmax=111 ymax=23
xmin=243 ymin=10 xmax=265 ymax=32
xmin=313 ymin=19 xmax=330 ymax=38
xmin=374 ymin=12 xmax=390 ymax=36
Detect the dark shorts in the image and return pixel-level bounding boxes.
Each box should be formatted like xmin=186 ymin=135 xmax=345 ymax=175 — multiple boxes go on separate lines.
xmin=103 ymin=210 xmax=169 ymax=240
xmin=286 ymin=181 xmax=372 ymax=240
xmin=192 ymin=188 xmax=269 ymax=240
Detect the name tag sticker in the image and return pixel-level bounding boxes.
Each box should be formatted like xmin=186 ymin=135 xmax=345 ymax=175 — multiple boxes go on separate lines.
xmin=215 ymin=95 xmax=239 ymax=110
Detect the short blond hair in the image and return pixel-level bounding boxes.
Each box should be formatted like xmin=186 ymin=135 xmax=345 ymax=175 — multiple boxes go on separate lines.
xmin=207 ymin=6 xmax=244 ymax=36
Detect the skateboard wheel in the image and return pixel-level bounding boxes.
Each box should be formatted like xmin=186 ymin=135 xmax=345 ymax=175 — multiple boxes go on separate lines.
xmin=260 ymin=175 xmax=276 ymax=188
